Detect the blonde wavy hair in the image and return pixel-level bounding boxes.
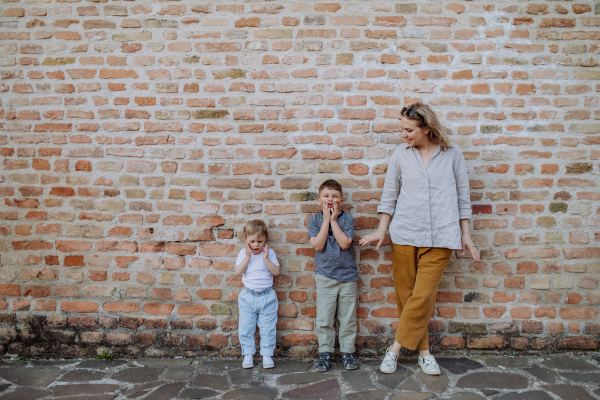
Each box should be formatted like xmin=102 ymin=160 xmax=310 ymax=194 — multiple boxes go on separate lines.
xmin=401 ymin=103 xmax=451 ymax=151
xmin=243 ymin=219 xmax=269 ymax=241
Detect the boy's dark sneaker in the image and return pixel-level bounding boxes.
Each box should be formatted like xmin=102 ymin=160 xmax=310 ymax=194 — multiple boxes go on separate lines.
xmin=315 ymin=352 xmax=332 ymax=372
xmin=341 ymin=353 xmax=358 ymax=370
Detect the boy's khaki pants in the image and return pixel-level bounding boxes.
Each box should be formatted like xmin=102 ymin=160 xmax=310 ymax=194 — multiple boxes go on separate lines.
xmin=315 ymin=274 xmax=357 ymax=354
xmin=392 ymin=244 xmax=453 ymax=351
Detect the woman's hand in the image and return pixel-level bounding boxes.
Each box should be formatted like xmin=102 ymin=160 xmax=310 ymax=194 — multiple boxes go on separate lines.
xmin=262 ymin=243 xmax=269 ymax=261
xmin=359 ymin=230 xmax=386 ymax=250
xmin=461 ymin=234 xmax=479 ymax=261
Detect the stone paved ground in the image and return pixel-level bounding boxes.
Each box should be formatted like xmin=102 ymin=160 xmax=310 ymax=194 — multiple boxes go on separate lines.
xmin=0 ymin=353 xmax=598 ymax=399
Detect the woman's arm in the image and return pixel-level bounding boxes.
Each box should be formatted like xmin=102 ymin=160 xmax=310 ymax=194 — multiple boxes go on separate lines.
xmin=453 ymin=146 xmax=472 ymax=222
xmin=360 ymin=150 xmax=400 ymax=249
xmin=460 ymin=219 xmax=479 ymax=261
xmin=358 ymin=212 xmax=391 ymax=250
xmin=453 ymin=146 xmax=478 ymax=260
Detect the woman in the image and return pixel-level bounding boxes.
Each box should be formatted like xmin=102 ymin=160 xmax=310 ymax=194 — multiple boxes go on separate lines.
xmin=359 ymin=103 xmax=479 ymax=375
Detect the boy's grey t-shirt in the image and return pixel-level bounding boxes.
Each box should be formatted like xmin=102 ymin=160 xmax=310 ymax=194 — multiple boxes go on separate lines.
xmin=308 ymin=211 xmax=358 ymax=282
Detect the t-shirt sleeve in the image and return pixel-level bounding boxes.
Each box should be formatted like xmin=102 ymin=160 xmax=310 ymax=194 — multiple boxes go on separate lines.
xmin=308 ymin=214 xmax=320 ymax=239
xmin=235 ymin=248 xmax=246 ymax=266
xmin=268 ymin=248 xmax=280 ymax=266
xmin=341 ymin=213 xmax=354 ymax=241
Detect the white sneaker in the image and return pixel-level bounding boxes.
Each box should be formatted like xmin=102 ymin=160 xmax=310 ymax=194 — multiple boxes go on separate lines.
xmin=418 ymin=354 xmax=441 ymax=375
xmin=242 ymin=355 xmax=254 ymax=369
xmin=263 ymin=356 xmax=274 ymax=369
xmin=380 ymin=346 xmax=398 ymax=374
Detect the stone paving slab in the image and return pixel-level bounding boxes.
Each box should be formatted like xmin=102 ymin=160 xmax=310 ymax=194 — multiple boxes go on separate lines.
xmin=455 ymin=371 xmax=529 ymax=390
xmin=442 ymin=393 xmax=486 ymax=400
xmin=121 ymin=381 xmax=162 ymax=398
xmin=129 ymin=358 xmax=193 ymax=367
xmin=163 ymin=366 xmax=195 ymax=381
xmin=494 ymin=391 xmax=554 ymax=400
xmin=51 ymin=383 xmax=121 ymax=397
xmin=53 ymin=395 xmax=117 ymax=400
xmin=191 ymin=373 xmax=230 ymax=390
xmin=545 ymin=384 xmax=597 ymax=400
xmin=436 ymin=358 xmax=484 ymax=374
xmin=341 ymin=370 xmax=377 ymax=391
xmin=0 ymin=386 xmax=51 ymax=400
xmin=111 ymin=367 xmax=164 ymax=383
xmin=58 ymin=369 xmax=106 ymax=382
xmin=0 ymin=366 xmax=63 ymax=387
xmin=525 ymin=364 xmax=559 ymax=384
xmin=392 ymin=392 xmax=434 ymax=400
xmin=345 ymin=389 xmax=389 ymax=400
xmin=178 ymin=387 xmax=220 ymax=399
xmin=142 ymin=382 xmax=186 ymax=400
xmin=76 ymin=360 xmax=127 ymax=370
xmin=0 ymin=353 xmax=597 ymax=399
xmin=282 ymin=379 xmax=341 ymax=400
xmin=32 ymin=360 xmax=79 ymax=366
xmin=542 ymin=358 xmax=599 ymax=371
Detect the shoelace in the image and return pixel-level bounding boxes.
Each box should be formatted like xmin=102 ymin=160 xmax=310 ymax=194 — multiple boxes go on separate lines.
xmin=421 ymin=356 xmax=437 ymax=369
xmin=382 ymin=352 xmax=397 ymax=368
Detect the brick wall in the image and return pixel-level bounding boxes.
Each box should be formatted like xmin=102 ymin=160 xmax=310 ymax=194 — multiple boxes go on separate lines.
xmin=0 ymin=1 xmax=599 ymax=358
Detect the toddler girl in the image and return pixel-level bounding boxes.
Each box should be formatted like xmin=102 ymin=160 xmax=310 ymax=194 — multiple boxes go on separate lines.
xmin=234 ymin=220 xmax=280 ymax=369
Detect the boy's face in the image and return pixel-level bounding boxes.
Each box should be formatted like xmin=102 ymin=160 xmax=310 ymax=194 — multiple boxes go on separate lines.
xmin=317 ymin=188 xmax=343 ymax=210
xmin=246 ymin=233 xmax=266 ymax=255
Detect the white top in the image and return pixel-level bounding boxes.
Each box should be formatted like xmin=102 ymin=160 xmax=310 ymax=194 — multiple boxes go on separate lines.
xmin=377 ymin=142 xmax=472 ymax=250
xmin=235 ymin=248 xmax=279 ymax=291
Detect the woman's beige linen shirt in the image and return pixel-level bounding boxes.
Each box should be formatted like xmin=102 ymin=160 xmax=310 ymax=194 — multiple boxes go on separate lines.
xmin=377 ymin=143 xmax=472 ymax=250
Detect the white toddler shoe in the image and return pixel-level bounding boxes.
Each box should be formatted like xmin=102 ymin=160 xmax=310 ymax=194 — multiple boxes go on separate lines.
xmin=263 ymin=356 xmax=274 ymax=369
xmin=242 ymin=355 xmax=254 ymax=369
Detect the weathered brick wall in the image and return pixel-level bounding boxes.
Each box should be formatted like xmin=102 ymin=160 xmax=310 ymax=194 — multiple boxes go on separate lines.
xmin=0 ymin=0 xmax=599 ymax=358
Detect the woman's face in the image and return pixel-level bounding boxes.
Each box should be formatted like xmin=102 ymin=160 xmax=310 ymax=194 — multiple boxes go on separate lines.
xmin=401 ymin=116 xmax=430 ymax=148
xmin=246 ymin=233 xmax=266 ymax=255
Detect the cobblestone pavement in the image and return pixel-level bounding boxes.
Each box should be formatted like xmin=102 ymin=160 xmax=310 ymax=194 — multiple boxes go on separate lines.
xmin=0 ymin=353 xmax=598 ymax=399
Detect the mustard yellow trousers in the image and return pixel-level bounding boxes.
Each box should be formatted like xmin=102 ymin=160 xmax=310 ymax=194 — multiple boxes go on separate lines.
xmin=392 ymin=244 xmax=453 ymax=351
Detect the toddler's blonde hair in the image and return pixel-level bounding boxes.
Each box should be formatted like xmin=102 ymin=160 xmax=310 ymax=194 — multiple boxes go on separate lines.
xmin=243 ymin=220 xmax=268 ymax=241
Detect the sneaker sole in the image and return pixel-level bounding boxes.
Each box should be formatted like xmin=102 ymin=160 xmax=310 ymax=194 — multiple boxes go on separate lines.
xmin=263 ymin=364 xmax=274 ymax=369
xmin=243 ymin=364 xmax=254 ymax=369
xmin=421 ymin=370 xmax=441 ymax=375
xmin=379 ymin=368 xmax=396 ymax=374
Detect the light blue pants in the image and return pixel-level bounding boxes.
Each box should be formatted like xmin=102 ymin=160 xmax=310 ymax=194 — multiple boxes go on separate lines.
xmin=238 ymin=287 xmax=278 ymax=356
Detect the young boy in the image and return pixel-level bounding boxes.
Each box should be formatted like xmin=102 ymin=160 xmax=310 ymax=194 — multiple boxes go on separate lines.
xmin=308 ymin=179 xmax=359 ymax=371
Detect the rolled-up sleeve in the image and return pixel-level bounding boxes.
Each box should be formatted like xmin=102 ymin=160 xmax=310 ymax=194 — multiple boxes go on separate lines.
xmin=453 ymin=147 xmax=472 ymax=220
xmin=377 ymin=150 xmax=402 ymax=216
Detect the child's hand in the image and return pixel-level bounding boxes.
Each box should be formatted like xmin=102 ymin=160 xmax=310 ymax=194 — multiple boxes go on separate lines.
xmin=321 ymin=201 xmax=331 ymax=222
xmin=245 ymin=243 xmax=252 ymax=259
xmin=330 ymin=202 xmax=341 ymax=222
xmin=359 ymin=230 xmax=386 ymax=250
xmin=262 ymin=243 xmax=269 ymax=260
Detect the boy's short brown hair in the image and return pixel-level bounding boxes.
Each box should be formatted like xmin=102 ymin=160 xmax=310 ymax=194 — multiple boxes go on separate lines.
xmin=318 ymin=179 xmax=343 ymax=195
xmin=243 ymin=219 xmax=268 ymax=241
